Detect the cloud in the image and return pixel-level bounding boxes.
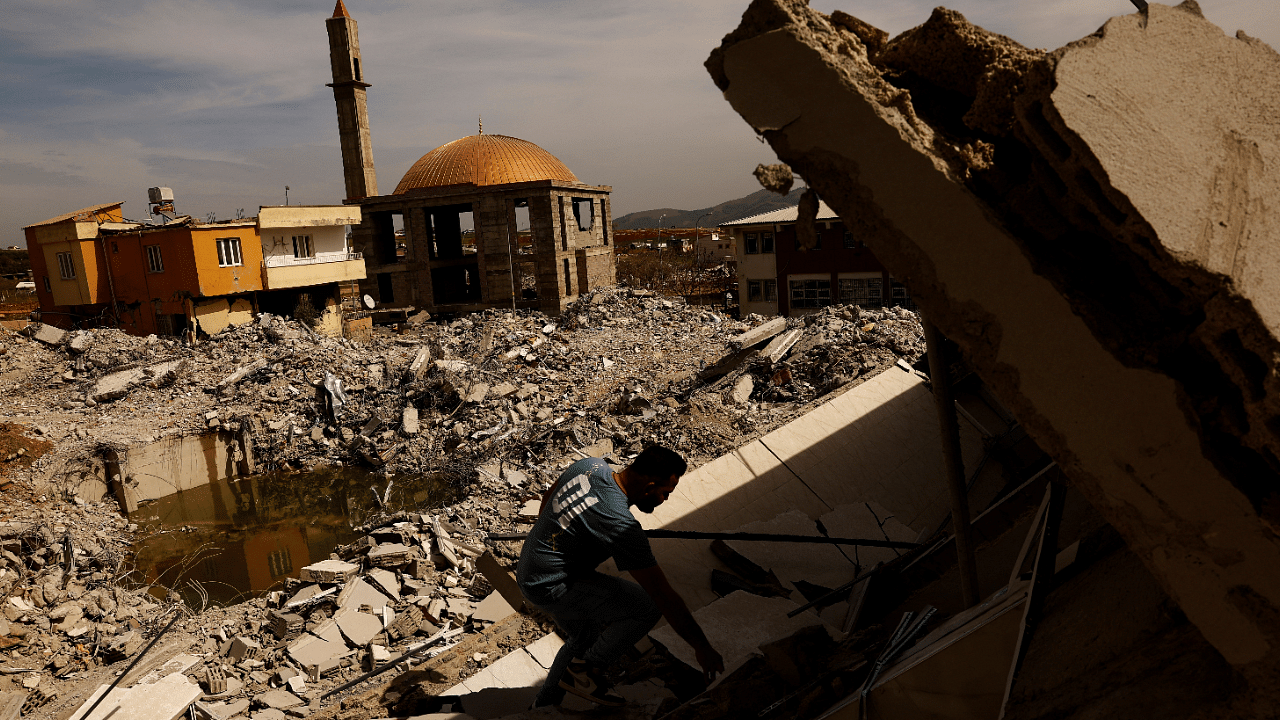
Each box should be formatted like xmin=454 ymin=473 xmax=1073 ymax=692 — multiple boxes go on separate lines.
xmin=0 ymin=160 xmax=90 ymax=187
xmin=2 ymin=0 xmax=1277 ymax=243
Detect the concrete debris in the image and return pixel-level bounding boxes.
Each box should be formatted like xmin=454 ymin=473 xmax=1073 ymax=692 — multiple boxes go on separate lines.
xmin=711 ymin=0 xmax=1280 ymax=691
xmin=30 ymin=323 xmax=66 ymax=347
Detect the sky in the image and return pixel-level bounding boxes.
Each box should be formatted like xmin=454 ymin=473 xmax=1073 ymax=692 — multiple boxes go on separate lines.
xmin=2 ymin=0 xmax=1274 ymax=245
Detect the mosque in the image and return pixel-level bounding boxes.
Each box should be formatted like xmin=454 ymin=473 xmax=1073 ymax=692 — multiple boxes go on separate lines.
xmin=325 ymin=1 xmax=616 ymax=316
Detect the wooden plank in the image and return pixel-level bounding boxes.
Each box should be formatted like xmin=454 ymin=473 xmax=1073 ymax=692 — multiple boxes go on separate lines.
xmin=0 ymin=691 xmax=24 ymax=720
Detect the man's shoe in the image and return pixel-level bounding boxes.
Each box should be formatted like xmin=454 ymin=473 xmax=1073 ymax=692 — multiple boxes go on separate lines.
xmin=558 ymin=659 xmax=625 ymax=707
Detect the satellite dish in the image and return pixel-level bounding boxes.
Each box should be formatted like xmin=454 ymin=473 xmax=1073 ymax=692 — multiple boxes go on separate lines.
xmin=363 ymin=295 xmax=376 ymax=310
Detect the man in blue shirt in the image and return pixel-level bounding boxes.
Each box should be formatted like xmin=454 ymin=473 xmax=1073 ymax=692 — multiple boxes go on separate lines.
xmin=517 ymin=445 xmax=724 ymax=707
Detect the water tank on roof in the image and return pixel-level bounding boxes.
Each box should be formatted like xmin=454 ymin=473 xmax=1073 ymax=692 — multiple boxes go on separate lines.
xmin=147 ymin=187 xmax=175 ymax=204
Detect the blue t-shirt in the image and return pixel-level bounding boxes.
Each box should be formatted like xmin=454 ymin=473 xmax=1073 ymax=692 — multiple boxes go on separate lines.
xmin=517 ymin=458 xmax=657 ymax=606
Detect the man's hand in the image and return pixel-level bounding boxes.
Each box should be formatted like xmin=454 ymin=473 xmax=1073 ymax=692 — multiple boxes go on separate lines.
xmin=631 ymin=564 xmax=724 ymax=685
xmin=694 ymin=641 xmax=724 ymax=684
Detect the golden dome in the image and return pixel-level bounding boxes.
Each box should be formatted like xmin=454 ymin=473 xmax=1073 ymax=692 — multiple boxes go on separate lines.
xmin=393 ymin=134 xmax=579 ymax=194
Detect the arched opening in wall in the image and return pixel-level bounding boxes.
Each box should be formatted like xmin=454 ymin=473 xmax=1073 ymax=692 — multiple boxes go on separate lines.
xmin=353 ymin=57 xmax=362 ymax=81
xmin=513 ymin=199 xmax=537 ymax=300
xmin=571 ymin=198 xmax=594 ymax=232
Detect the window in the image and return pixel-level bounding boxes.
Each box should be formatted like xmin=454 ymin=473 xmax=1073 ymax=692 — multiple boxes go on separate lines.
xmin=146 ymin=245 xmax=164 ymax=273
xmin=764 ymin=279 xmax=778 ymax=302
xmin=747 ymin=280 xmax=762 ymax=302
xmin=839 ymin=278 xmax=883 ymax=308
xmin=292 ymin=235 xmax=314 ymax=259
xmin=890 ymin=278 xmax=917 ymax=310
xmin=267 ymin=548 xmax=292 ymax=578
xmin=790 ymin=279 xmax=831 ymax=309
xmin=352 ymin=57 xmax=362 ymax=82
xmin=843 ymin=231 xmax=859 ymax=249
xmin=111 ymin=241 xmax=119 ymax=254
xmin=56 ymin=252 xmax=75 ymax=280
xmin=42 ymin=276 xmax=51 ymax=292
xmin=744 ymin=233 xmax=759 ymax=254
xmin=761 ymin=231 xmax=774 ymax=253
xmin=216 ymin=237 xmax=243 ymax=267
xmin=796 ymin=230 xmax=821 ymax=250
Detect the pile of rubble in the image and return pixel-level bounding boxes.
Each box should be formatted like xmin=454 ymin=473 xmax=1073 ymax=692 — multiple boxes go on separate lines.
xmin=0 ymin=500 xmax=167 ymax=717
xmin=1 ymin=288 xmax=927 ymax=505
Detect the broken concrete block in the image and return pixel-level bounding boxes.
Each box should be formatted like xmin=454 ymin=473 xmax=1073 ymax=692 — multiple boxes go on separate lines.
xmin=298 ymin=559 xmax=358 ymax=584
xmin=472 ymin=591 xmax=517 ymax=624
xmin=401 ymin=406 xmax=419 ymax=435
xmin=386 ymin=603 xmax=425 ymax=642
xmin=490 ymin=382 xmax=518 ymax=398
xmin=253 ymin=689 xmax=302 ymax=710
xmin=335 ymin=610 xmax=383 ymax=647
xmin=477 ymin=551 xmax=525 ymax=612
xmin=268 ymin=610 xmax=304 ymax=640
xmin=465 ymin=382 xmax=490 ymax=403
xmin=91 ymin=367 xmax=148 ymax=403
xmin=68 ymin=332 xmax=92 ymax=354
xmin=728 ymin=374 xmax=755 ymax=405
xmin=102 ymin=630 xmax=143 ymax=661
xmin=69 ymin=671 xmax=200 ymax=720
xmin=204 ymin=666 xmax=227 ymax=695
xmin=733 ymin=317 xmax=786 ymax=349
xmin=31 ymin=323 xmax=66 ymax=346
xmin=367 ymin=542 xmax=413 ymax=568
xmin=337 ymin=577 xmax=391 ymax=612
xmin=367 ymin=568 xmax=400 ymax=598
xmin=226 ymin=637 xmax=260 ymax=662
xmin=762 ymin=328 xmax=804 ymax=364
xmin=216 ymin=358 xmax=267 ymax=390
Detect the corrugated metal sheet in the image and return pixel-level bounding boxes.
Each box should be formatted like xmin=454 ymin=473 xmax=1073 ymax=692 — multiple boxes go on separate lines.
xmin=393 ymin=134 xmax=578 ymax=194
xmin=720 ymin=200 xmax=840 ymax=227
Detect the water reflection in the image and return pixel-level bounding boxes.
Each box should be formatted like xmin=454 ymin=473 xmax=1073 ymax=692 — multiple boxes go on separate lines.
xmin=130 ymin=466 xmax=460 ymax=607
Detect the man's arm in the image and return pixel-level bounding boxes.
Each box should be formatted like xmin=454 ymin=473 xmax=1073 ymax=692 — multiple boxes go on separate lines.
xmin=630 ymin=564 xmax=724 ymax=682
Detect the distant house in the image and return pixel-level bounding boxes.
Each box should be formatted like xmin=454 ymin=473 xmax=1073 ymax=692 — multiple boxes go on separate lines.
xmin=24 ymin=201 xmax=365 ymax=337
xmin=695 ymin=231 xmax=734 ymax=260
xmin=719 ymin=199 xmax=914 ymax=317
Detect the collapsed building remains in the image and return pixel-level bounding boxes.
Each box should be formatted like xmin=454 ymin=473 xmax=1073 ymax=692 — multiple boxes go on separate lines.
xmin=708 ymin=0 xmax=1280 ymax=712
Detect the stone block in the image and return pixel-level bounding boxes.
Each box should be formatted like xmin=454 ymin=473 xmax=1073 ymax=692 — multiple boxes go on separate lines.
xmin=298 ymin=559 xmax=358 ymax=584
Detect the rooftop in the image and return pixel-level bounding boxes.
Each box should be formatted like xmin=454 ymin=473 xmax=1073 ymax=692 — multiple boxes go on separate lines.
xmin=719 ymin=199 xmax=839 ymax=227
xmin=393 ymin=134 xmax=579 ymax=194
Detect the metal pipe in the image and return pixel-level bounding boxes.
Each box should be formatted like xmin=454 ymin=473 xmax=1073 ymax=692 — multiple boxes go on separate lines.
xmin=487 ymin=529 xmax=917 ymax=550
xmin=77 ymin=611 xmax=182 ymax=720
xmin=922 ymin=318 xmax=980 ymax=608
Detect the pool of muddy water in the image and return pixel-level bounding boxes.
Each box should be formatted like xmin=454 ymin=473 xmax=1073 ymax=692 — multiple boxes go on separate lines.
xmin=130 ymin=466 xmax=461 ymax=607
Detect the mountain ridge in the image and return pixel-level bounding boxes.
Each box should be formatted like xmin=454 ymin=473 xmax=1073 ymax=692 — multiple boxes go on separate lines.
xmin=613 ymin=188 xmax=804 ymax=230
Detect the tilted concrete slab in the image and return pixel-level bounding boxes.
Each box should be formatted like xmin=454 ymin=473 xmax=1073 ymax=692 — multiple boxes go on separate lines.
xmin=633 ymin=367 xmax=979 ymax=613
xmin=709 ymin=0 xmax=1280 ymax=686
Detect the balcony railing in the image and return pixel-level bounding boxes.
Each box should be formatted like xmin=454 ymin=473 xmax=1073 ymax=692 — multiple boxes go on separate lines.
xmin=263 ymin=252 xmax=362 ymax=269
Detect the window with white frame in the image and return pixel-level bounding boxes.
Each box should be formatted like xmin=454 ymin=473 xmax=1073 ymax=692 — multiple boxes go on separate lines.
xmin=292 ymin=235 xmax=314 ymax=259
xmin=890 ymin=277 xmax=917 ymax=310
xmin=790 ymin=278 xmax=831 ymax=309
xmin=216 ymin=237 xmax=243 ymax=267
xmin=55 ymin=252 xmax=75 ymax=279
xmin=145 ymin=245 xmax=164 ymax=273
xmin=747 ymin=280 xmax=762 ymax=302
xmin=839 ymin=277 xmax=882 ymax=307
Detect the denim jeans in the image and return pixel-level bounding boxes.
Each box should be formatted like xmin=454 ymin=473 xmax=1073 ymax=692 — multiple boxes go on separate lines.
xmin=530 ymin=571 xmax=661 ymax=705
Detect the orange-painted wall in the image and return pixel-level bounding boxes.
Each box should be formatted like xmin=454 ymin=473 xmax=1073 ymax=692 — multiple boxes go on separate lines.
xmin=190 ymin=226 xmax=264 ymax=297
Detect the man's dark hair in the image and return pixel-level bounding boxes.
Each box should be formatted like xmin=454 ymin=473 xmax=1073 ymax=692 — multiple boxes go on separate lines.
xmin=630 ymin=445 xmax=687 ymax=481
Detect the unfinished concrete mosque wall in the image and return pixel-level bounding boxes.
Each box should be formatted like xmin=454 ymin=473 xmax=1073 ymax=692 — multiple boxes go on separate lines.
xmin=709 ymin=0 xmax=1280 ymax=694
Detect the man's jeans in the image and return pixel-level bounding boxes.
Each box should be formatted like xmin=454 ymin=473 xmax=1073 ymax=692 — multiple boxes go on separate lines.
xmin=530 ymin=572 xmax=661 ymax=705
